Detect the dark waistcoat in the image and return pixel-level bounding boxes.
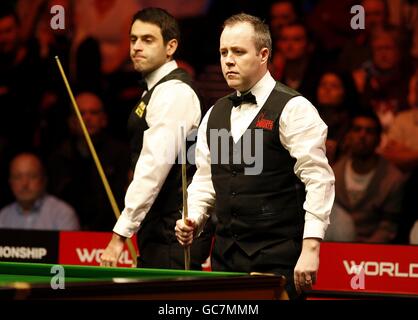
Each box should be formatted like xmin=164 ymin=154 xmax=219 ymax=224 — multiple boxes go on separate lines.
xmin=207 ymin=82 xmax=306 ymax=259
xmin=127 ymin=68 xmax=200 ymax=240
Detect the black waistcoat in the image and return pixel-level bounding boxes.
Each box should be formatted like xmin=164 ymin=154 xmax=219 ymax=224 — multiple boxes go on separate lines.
xmin=207 ymin=82 xmax=306 ymax=258
xmin=126 ymin=68 xmax=200 ymax=233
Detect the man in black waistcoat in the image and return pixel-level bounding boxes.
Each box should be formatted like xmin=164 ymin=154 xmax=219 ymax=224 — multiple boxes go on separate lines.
xmin=100 ymin=8 xmax=213 ymax=269
xmin=175 ymin=13 xmax=335 ymax=298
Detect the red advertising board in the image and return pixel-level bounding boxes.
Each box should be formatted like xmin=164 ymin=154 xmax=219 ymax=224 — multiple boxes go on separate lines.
xmin=56 ymin=232 xmax=418 ymax=296
xmin=58 ymin=231 xmax=138 ymax=267
xmin=313 ymin=242 xmax=418 ymax=296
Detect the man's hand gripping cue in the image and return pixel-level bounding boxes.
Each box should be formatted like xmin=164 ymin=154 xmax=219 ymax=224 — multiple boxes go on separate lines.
xmin=175 ymin=218 xmax=196 ymax=247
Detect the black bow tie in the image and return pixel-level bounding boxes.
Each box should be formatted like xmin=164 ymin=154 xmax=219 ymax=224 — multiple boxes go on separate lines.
xmin=228 ymin=92 xmax=257 ymax=107
xmin=138 ymin=79 xmax=148 ymax=91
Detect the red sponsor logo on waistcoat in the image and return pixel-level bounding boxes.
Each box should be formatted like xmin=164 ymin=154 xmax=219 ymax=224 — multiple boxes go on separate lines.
xmin=256 ymin=112 xmax=274 ymax=131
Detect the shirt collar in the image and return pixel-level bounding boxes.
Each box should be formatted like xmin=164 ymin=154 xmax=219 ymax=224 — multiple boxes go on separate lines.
xmin=237 ymin=71 xmax=276 ymax=108
xmin=15 ymin=193 xmax=45 ymax=216
xmin=145 ymin=60 xmax=178 ymax=90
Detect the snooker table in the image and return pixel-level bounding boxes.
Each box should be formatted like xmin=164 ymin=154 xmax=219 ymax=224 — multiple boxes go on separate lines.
xmin=0 ymin=262 xmax=288 ymax=300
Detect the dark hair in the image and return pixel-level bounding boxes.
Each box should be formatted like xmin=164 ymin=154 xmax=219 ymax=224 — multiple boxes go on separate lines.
xmin=223 ymin=13 xmax=272 ymax=59
xmin=350 ymin=108 xmax=383 ymax=137
xmin=316 ymin=68 xmax=360 ymax=111
xmin=131 ymin=7 xmax=180 ymax=45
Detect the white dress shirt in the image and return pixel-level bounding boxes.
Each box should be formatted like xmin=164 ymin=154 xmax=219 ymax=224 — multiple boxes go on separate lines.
xmin=188 ymin=71 xmax=335 ymax=239
xmin=113 ymin=60 xmax=201 ymax=238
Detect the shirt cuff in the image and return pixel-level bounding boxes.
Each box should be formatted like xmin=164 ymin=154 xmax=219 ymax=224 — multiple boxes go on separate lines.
xmin=113 ymin=214 xmax=140 ymax=238
xmin=303 ymin=217 xmax=328 ymax=240
xmin=188 ymin=208 xmax=210 ymax=238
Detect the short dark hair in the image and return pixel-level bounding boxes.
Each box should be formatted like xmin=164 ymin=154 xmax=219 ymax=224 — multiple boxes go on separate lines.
xmin=223 ymin=13 xmax=272 ymax=59
xmin=316 ymin=68 xmax=360 ymax=109
xmin=131 ymin=7 xmax=180 ymax=45
xmin=350 ymin=108 xmax=383 ymax=137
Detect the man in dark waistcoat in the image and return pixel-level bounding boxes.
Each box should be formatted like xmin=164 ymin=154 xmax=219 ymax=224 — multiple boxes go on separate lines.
xmin=100 ymin=8 xmax=213 ymax=270
xmin=175 ymin=13 xmax=335 ymax=298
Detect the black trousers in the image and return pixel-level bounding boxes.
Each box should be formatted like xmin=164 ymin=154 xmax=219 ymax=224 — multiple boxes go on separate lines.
xmin=137 ymin=239 xmax=211 ymax=270
xmin=211 ymin=240 xmax=301 ymax=300
xmin=136 ymin=210 xmax=214 ymax=270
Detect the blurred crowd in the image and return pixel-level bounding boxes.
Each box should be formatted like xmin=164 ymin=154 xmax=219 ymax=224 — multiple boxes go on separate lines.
xmin=0 ymin=0 xmax=417 ymax=244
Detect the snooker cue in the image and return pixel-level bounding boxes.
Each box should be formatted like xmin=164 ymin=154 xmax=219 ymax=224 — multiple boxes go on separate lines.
xmin=55 ymin=56 xmax=138 ymax=268
xmin=181 ymin=126 xmax=191 ymax=270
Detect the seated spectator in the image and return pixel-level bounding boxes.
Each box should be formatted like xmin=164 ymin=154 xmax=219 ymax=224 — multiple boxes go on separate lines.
xmin=269 ymin=0 xmax=299 ymax=41
xmin=386 ymin=0 xmax=418 ymax=62
xmin=0 ymin=152 xmax=79 ymax=230
xmin=338 ymin=0 xmax=389 ymax=72
xmin=382 ymin=70 xmax=418 ymax=172
xmin=305 ymin=0 xmax=356 ymax=61
xmin=315 ymin=70 xmax=359 ymax=163
xmin=381 ymin=69 xmax=418 ymax=243
xmin=332 ymin=110 xmax=405 ymax=243
xmin=47 ymin=92 xmax=130 ymax=231
xmin=352 ymin=27 xmax=412 ymax=147
xmin=272 ymin=22 xmax=323 ymax=101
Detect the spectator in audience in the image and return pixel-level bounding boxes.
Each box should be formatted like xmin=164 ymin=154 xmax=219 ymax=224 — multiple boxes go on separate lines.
xmin=386 ymin=0 xmax=418 ymax=62
xmin=332 ymin=110 xmax=405 ymax=243
xmin=315 ymin=70 xmax=359 ymax=164
xmin=382 ymin=70 xmax=418 ymax=172
xmin=272 ymin=22 xmax=323 ymax=101
xmin=381 ymin=69 xmax=418 ymax=243
xmin=338 ymin=0 xmax=389 ymax=72
xmin=352 ymin=27 xmax=412 ymax=147
xmin=269 ymin=0 xmax=298 ymax=40
xmin=0 ymin=152 xmax=79 ymax=230
xmin=305 ymin=0 xmax=356 ymax=61
xmin=47 ymin=92 xmax=130 ymax=231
